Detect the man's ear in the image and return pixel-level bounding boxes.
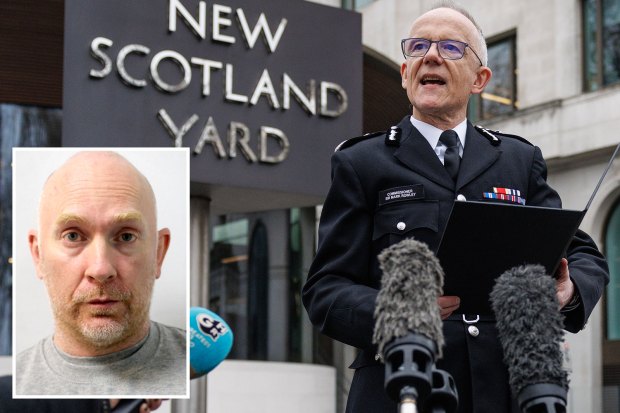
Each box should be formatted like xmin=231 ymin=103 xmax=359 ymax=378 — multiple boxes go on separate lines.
xmin=400 ymin=62 xmax=409 ymax=90
xmin=471 ymin=66 xmax=492 ymax=94
xmin=28 ymin=230 xmax=43 ymax=280
xmin=154 ymin=228 xmax=171 ymax=279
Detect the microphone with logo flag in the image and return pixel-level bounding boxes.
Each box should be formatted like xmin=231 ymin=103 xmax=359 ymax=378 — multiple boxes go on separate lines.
xmin=373 ymin=238 xmax=457 ymax=413
xmin=189 ymin=307 xmax=234 ymax=377
xmin=490 ymin=265 xmax=569 ymax=413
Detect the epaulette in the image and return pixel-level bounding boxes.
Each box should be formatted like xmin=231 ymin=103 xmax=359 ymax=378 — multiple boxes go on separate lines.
xmin=385 ymin=125 xmax=402 ymax=147
xmin=474 ymin=125 xmax=534 ymax=147
xmin=334 ymin=126 xmax=402 ymax=152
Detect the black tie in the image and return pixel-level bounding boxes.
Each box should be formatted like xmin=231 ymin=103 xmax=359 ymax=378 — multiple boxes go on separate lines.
xmin=439 ymin=130 xmax=460 ymax=182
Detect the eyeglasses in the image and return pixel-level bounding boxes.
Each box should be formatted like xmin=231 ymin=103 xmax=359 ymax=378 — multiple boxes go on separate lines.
xmin=401 ymin=38 xmax=483 ymax=66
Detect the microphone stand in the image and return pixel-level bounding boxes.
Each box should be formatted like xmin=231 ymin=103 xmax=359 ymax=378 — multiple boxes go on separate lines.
xmin=518 ymin=383 xmax=567 ymax=413
xmin=423 ymin=369 xmax=459 ymax=413
xmin=383 ymin=333 xmax=437 ymax=413
xmin=398 ymin=388 xmax=419 ymax=413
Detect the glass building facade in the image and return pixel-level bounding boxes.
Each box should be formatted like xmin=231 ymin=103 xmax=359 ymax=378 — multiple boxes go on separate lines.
xmin=0 ymin=104 xmax=61 ymax=355
xmin=208 ymin=208 xmax=334 ymax=365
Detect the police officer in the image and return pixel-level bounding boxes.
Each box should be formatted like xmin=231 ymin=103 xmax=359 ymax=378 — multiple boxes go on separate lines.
xmin=302 ymin=4 xmax=609 ymax=413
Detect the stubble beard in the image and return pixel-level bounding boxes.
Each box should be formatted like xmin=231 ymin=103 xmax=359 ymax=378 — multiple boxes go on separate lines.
xmin=75 ymin=285 xmax=152 ymax=348
xmin=45 ymin=274 xmax=154 ymax=350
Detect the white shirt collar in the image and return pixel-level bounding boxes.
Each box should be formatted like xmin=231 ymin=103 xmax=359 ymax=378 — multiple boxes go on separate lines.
xmin=409 ymin=116 xmax=468 ymax=149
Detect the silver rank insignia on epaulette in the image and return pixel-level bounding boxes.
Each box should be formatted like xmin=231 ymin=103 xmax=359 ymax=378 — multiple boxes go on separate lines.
xmin=385 ymin=126 xmax=401 ymax=147
xmin=475 ymin=125 xmax=534 ymax=146
xmin=334 ymin=130 xmax=384 ymax=152
xmin=334 ymin=126 xmax=401 ymax=152
xmin=474 ymin=125 xmax=501 ymax=146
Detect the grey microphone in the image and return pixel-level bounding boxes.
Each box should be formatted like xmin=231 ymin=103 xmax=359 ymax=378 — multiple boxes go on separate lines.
xmin=490 ymin=265 xmax=569 ymax=413
xmin=373 ymin=238 xmax=447 ymax=413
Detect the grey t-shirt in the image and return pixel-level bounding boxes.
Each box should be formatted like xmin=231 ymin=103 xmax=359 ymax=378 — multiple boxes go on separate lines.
xmin=16 ymin=321 xmax=186 ymax=396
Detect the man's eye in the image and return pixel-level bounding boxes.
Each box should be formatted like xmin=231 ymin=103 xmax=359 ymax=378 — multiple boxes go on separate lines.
xmin=63 ymin=232 xmax=83 ymax=242
xmin=119 ymin=233 xmax=137 ymax=242
xmin=441 ymin=42 xmax=461 ymax=53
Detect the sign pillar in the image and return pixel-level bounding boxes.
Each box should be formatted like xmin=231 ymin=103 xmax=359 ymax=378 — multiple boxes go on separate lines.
xmin=172 ymin=196 xmax=211 ymax=413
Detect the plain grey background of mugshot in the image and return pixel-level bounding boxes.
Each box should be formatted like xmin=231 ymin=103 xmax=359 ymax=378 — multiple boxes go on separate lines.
xmin=12 ymin=148 xmax=189 ymax=354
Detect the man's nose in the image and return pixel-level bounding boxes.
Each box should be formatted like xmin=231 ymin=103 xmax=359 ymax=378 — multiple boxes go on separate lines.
xmin=84 ymin=237 xmax=117 ymax=283
xmin=423 ymin=42 xmax=443 ymax=63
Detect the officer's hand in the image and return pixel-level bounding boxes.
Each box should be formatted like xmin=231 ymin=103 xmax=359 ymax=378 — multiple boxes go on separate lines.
xmin=555 ymin=258 xmax=575 ymax=308
xmin=438 ymin=296 xmax=460 ymax=319
xmin=140 ymin=400 xmax=164 ymax=412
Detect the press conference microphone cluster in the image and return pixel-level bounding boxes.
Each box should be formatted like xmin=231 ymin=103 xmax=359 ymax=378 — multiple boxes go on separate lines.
xmin=490 ymin=265 xmax=569 ymax=413
xmin=373 ymin=238 xmax=458 ymax=413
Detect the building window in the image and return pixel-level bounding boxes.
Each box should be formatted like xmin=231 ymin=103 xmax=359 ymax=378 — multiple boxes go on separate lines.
xmin=606 ymin=201 xmax=620 ymax=341
xmin=604 ymin=199 xmax=620 ymax=413
xmin=247 ymin=220 xmax=269 ymax=360
xmin=0 ymin=103 xmax=61 ymax=355
xmin=209 ymin=208 xmax=322 ymax=363
xmin=210 ymin=216 xmax=251 ymax=360
xmin=468 ymin=33 xmax=517 ymax=122
xmin=342 ymin=0 xmax=375 ymax=10
xmin=288 ymin=209 xmax=303 ymax=362
xmin=583 ymin=0 xmax=620 ymax=91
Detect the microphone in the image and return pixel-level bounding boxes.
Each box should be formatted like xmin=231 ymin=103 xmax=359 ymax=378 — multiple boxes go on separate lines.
xmin=373 ymin=238 xmax=448 ymax=413
xmin=490 ymin=265 xmax=569 ymax=413
xmin=189 ymin=307 xmax=234 ymax=377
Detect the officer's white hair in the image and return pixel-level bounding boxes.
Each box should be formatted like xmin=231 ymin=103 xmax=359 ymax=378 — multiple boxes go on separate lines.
xmin=430 ymin=1 xmax=488 ymax=67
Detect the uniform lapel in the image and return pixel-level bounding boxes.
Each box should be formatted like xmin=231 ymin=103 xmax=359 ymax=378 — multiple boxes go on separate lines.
xmin=393 ymin=117 xmax=455 ymax=191
xmin=456 ymin=123 xmax=502 ymax=190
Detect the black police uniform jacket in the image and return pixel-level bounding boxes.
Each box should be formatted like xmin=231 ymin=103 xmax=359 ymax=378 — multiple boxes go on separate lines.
xmin=302 ymin=116 xmax=609 ymax=413
xmin=0 ymin=376 xmax=106 ymax=413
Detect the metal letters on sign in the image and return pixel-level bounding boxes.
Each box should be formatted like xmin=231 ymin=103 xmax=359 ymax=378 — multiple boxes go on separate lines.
xmin=63 ymin=0 xmax=362 ymax=210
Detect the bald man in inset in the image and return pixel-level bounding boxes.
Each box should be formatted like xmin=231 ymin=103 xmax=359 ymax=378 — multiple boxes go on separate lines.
xmin=16 ymin=151 xmax=186 ymax=396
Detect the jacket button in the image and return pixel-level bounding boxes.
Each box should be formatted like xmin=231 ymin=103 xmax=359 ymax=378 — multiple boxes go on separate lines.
xmin=456 ymin=194 xmax=467 ymax=201
xmin=468 ymin=325 xmax=479 ymax=337
xmin=397 ymin=221 xmax=406 ymax=231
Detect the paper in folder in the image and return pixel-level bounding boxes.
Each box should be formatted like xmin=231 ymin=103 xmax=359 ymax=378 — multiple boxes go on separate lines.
xmin=436 ymin=143 xmax=620 ymax=315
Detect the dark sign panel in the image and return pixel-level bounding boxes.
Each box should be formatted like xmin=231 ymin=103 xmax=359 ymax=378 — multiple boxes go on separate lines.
xmin=63 ymin=0 xmax=362 ymax=211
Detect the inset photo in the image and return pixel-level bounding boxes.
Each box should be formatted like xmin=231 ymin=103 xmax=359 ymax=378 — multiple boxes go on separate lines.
xmin=12 ymin=148 xmax=189 ymax=398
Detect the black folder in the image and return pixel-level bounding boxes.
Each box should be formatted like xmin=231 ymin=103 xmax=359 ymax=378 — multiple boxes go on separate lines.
xmin=436 ymin=143 xmax=619 ymax=315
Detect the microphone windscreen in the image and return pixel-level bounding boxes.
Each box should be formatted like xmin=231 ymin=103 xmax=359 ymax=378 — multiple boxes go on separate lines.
xmin=373 ymin=238 xmax=444 ymax=358
xmin=490 ymin=265 xmax=568 ymax=395
xmin=189 ymin=307 xmax=234 ymax=376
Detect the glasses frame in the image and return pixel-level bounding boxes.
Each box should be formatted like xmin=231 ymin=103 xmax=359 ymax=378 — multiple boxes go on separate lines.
xmin=401 ymin=37 xmax=484 ymax=66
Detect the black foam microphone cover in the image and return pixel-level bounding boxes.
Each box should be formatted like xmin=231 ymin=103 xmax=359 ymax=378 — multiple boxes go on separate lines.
xmin=373 ymin=238 xmax=445 ymax=406
xmin=490 ymin=264 xmax=569 ymax=413
xmin=373 ymin=238 xmax=444 ymax=357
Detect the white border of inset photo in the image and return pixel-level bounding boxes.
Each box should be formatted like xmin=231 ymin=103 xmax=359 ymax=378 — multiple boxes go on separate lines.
xmin=12 ymin=147 xmax=190 ymax=399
